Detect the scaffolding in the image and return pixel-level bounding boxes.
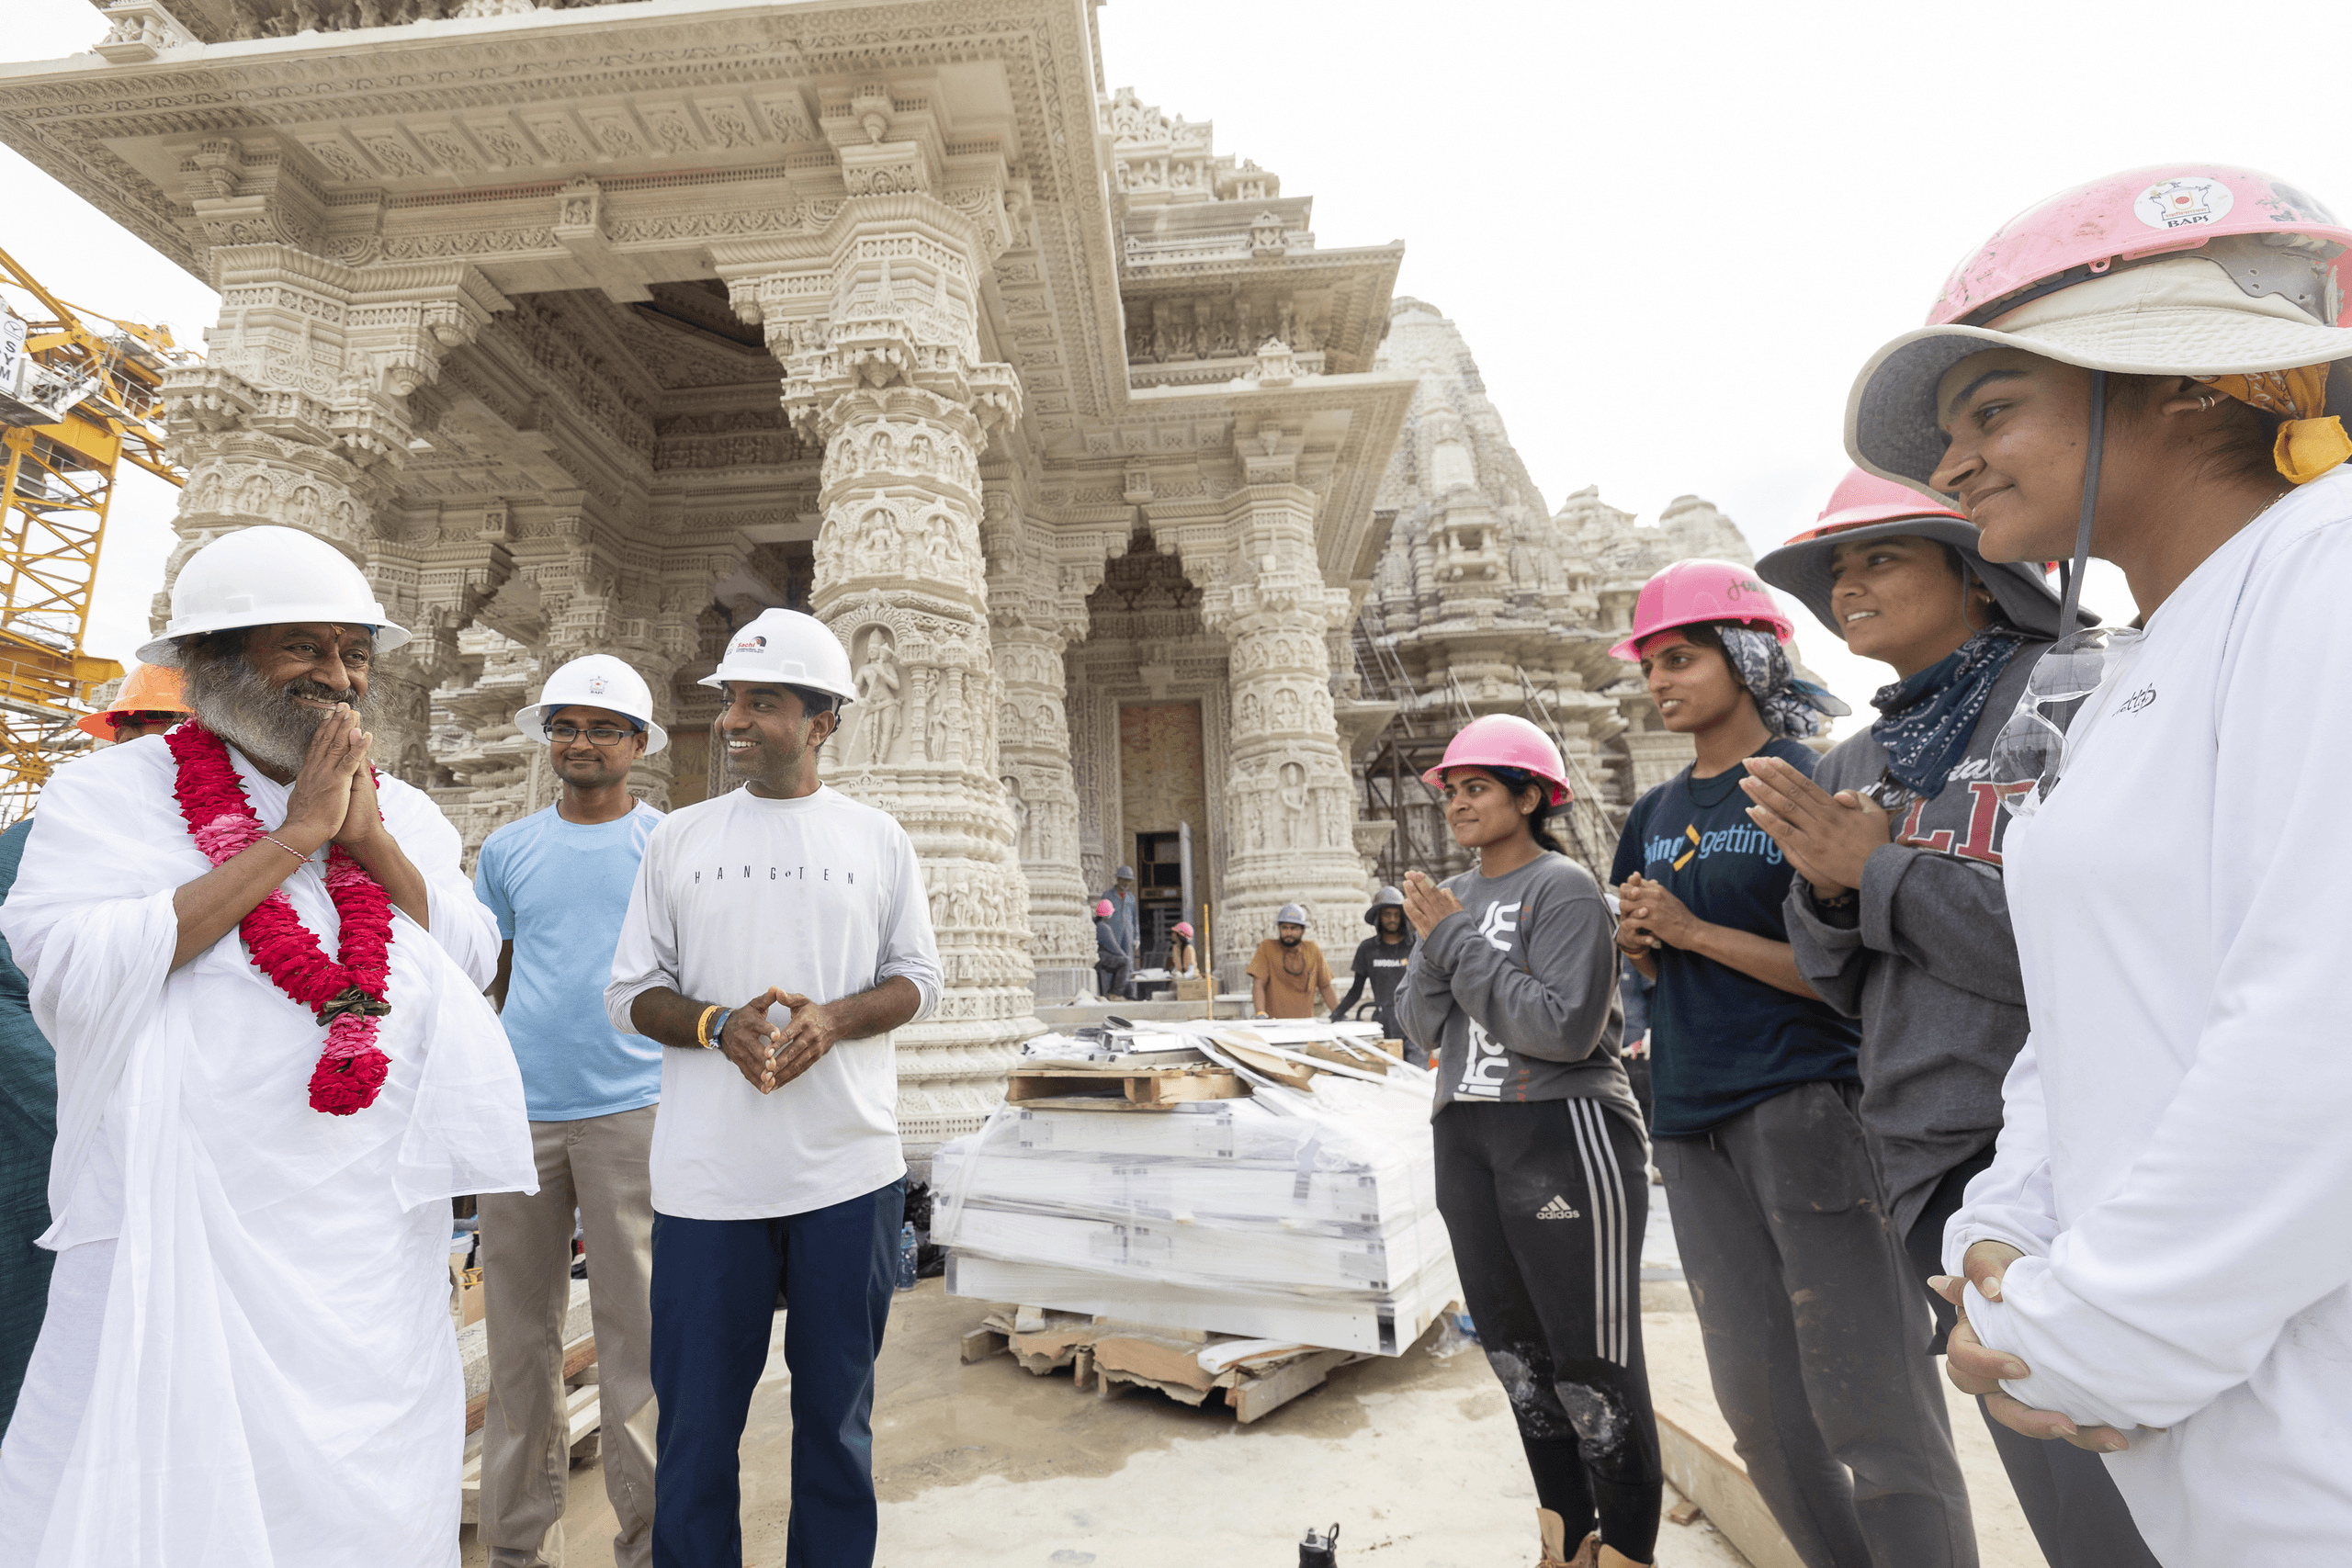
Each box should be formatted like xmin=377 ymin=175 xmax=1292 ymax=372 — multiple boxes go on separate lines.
xmin=1352 ymin=619 xmax=1623 ymax=888
xmin=0 ymin=245 xmax=190 ymax=823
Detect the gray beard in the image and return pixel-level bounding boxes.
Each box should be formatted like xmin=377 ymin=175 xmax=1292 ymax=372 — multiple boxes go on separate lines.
xmin=181 ymin=650 xmax=379 ymax=773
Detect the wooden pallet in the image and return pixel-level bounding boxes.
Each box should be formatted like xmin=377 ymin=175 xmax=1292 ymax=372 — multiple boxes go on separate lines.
xmin=961 ymin=1307 xmax=1364 ymax=1424
xmin=1006 ymin=1062 xmax=1247 ymax=1108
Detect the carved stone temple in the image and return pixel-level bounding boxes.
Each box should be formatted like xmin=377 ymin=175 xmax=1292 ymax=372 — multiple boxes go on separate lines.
xmin=2 ymin=0 xmax=1755 ymax=1156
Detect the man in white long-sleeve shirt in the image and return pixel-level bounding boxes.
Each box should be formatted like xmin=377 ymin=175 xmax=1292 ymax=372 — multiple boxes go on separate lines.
xmin=605 ymin=608 xmax=940 ymax=1568
xmin=0 ymin=526 xmax=533 ymax=1567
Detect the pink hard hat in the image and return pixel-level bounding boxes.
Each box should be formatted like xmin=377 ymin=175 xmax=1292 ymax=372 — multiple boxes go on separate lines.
xmin=1607 ymin=558 xmax=1792 ymax=662
xmin=1094 ymin=899 xmax=1114 ymax=918
xmin=1850 ymin=164 xmax=2352 ymax=488
xmin=1420 ymin=714 xmax=1571 ymax=806
xmin=1172 ymin=921 xmax=1194 ymax=939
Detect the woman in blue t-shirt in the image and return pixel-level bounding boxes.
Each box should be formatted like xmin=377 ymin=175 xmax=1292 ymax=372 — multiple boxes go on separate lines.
xmin=1606 ymin=560 xmax=1974 ymax=1568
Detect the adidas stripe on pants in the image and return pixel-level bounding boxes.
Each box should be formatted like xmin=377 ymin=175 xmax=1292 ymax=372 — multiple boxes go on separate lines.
xmin=1432 ymin=1097 xmax=1660 ymax=1563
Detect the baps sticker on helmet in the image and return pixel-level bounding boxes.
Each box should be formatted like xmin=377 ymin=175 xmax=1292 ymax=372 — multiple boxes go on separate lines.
xmin=2135 ymin=176 xmax=2234 ymax=231
xmin=587 ymin=673 xmax=608 ymax=693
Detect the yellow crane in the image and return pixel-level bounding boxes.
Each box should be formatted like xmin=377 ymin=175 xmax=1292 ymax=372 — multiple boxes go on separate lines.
xmin=0 ymin=244 xmax=192 ymax=823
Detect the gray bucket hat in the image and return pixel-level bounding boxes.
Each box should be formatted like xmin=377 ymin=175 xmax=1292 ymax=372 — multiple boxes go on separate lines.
xmin=1757 ymin=518 xmax=2093 ymax=642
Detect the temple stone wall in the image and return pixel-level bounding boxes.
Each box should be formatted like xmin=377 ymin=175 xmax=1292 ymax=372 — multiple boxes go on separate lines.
xmin=7 ymin=1 xmax=1805 ymax=1124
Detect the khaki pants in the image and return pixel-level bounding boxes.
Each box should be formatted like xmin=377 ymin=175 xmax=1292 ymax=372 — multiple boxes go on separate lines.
xmin=479 ymin=1106 xmax=659 ymax=1568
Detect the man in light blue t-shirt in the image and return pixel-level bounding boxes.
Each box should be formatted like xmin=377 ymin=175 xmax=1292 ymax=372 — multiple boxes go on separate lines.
xmin=473 ymin=654 xmax=668 ymax=1568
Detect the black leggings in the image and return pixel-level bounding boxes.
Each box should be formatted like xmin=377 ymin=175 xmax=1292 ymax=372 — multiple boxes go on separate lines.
xmin=1434 ymin=1099 xmax=1661 ymax=1562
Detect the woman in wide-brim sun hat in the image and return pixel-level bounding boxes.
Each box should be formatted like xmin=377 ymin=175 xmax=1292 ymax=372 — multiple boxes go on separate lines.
xmin=1750 ymin=469 xmax=2159 ymax=1568
xmin=1847 ymin=164 xmax=2352 ymax=1562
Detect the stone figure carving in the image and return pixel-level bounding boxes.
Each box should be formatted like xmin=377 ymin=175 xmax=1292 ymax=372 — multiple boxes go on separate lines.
xmin=1278 ymin=761 xmax=1308 ymax=849
xmin=847 ymin=626 xmax=902 ymax=767
xmin=1272 ymin=686 xmax=1301 ymax=733
xmin=1004 ymin=775 xmax=1034 ymax=861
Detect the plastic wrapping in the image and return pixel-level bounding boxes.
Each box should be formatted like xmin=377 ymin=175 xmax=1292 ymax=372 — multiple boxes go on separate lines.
xmin=935 ymin=1023 xmax=1458 ymax=1357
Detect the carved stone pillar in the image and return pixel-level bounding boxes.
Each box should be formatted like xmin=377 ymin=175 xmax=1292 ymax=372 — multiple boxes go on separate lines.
xmin=1200 ymin=442 xmax=1372 ymax=983
xmin=718 ymin=186 xmax=1039 ymax=1159
xmin=984 ymin=492 xmax=1094 ymax=1000
xmin=157 ymin=232 xmax=503 ymax=775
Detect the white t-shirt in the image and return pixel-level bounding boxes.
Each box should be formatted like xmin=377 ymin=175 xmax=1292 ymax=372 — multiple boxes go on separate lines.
xmin=1947 ymin=468 xmax=2352 ymax=1559
xmin=605 ymin=784 xmax=941 ymax=1220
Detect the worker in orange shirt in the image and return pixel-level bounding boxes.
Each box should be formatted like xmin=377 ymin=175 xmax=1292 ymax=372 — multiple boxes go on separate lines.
xmin=1247 ymin=903 xmax=1339 ymax=1020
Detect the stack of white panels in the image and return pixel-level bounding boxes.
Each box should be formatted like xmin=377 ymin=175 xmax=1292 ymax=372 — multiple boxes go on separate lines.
xmin=934 ymin=1032 xmax=1458 ymax=1357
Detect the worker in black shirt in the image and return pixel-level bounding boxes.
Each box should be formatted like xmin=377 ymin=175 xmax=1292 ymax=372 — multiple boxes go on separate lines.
xmin=1335 ymin=886 xmax=1418 ymax=1060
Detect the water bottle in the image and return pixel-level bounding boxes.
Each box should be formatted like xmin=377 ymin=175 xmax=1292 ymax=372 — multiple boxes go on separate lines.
xmin=1298 ymin=1522 xmax=1340 ymax=1567
xmin=896 ymin=1222 xmax=918 ymax=1291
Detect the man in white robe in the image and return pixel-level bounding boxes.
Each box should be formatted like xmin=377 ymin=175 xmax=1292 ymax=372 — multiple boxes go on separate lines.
xmin=0 ymin=525 xmax=533 ymax=1566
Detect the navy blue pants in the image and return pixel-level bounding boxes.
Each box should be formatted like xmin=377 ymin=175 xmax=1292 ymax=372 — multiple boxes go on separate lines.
xmin=649 ymin=1179 xmax=904 ymax=1568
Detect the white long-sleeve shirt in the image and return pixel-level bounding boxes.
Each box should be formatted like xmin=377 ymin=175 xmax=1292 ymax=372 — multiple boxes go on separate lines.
xmin=604 ymin=784 xmax=941 ymax=1220
xmin=0 ymin=736 xmax=533 ymax=1567
xmin=1946 ymin=468 xmax=2352 ymax=1561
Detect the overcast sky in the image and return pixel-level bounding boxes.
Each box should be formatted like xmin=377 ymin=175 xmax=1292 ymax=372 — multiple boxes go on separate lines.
xmin=16 ymin=0 xmax=2328 ymax=732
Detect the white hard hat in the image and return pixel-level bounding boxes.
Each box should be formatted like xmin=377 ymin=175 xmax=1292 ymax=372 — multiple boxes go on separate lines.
xmin=137 ymin=525 xmax=410 ymax=667
xmin=514 ymin=654 xmax=669 ymax=755
xmin=697 ymin=608 xmax=856 ymax=704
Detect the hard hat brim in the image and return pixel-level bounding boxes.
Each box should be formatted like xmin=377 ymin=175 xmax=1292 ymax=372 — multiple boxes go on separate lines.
xmin=1849 ymin=283 xmax=2352 ymax=490
xmin=696 ymin=663 xmax=857 ymax=704
xmin=1756 ymin=518 xmax=2094 ymax=641
xmin=135 ymin=607 xmax=412 ymax=669
xmin=513 ymin=701 xmax=670 ymax=756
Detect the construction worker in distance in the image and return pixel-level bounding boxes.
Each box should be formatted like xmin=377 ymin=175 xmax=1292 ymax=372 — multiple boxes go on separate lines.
xmin=1749 ymin=470 xmax=2158 ymax=1568
xmin=1092 ymin=897 xmax=1130 ymax=1001
xmin=1096 ymin=863 xmax=1139 ymax=982
xmin=605 ymin=608 xmax=941 ymax=1568
xmin=1333 ymin=886 xmax=1418 ymax=1060
xmin=73 ymin=660 xmax=192 ymax=749
xmin=0 ymin=669 xmax=192 ymax=1437
xmin=472 ymin=654 xmax=669 ymax=1568
xmin=1608 ymin=558 xmax=1978 ymax=1567
xmin=1247 ymin=903 xmax=1337 ymax=1020
xmin=1166 ymin=919 xmax=1198 ymax=978
xmin=1395 ymin=714 xmax=1657 ymax=1568
xmin=1843 ymin=163 xmax=2352 ymax=1562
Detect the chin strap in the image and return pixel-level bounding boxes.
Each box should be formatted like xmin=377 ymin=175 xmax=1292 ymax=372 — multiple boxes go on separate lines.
xmin=2057 ymin=369 xmax=2105 ymax=634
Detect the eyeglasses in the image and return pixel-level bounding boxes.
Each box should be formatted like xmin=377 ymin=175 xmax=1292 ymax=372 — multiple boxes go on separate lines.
xmin=1987 ymin=625 xmax=2143 ymax=820
xmin=547 ymin=723 xmax=637 ymax=746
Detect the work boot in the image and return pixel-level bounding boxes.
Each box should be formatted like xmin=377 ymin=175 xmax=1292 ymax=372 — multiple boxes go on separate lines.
xmin=1597 ymin=1548 xmax=1652 ymax=1568
xmin=1535 ymin=1509 xmax=1597 ymax=1568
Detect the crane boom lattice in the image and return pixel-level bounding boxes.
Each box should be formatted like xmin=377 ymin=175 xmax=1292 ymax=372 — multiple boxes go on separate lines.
xmin=0 ymin=243 xmax=191 ymax=823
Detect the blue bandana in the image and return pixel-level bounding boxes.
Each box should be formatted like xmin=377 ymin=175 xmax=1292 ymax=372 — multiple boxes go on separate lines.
xmin=1869 ymin=629 xmax=2026 ymax=799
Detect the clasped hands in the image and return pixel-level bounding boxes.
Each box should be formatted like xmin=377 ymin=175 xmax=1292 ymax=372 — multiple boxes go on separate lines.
xmin=1737 ymin=755 xmax=1892 ymax=900
xmin=282 ymin=701 xmax=388 ymax=853
xmin=1931 ymin=1241 xmax=2141 ymax=1454
xmin=717 ymin=985 xmax=850 ymax=1095
xmin=1399 ymin=870 xmax=1464 ymax=940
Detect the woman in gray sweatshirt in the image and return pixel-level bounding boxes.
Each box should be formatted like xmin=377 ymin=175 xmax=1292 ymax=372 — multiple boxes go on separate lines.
xmin=1747 ymin=470 xmax=2157 ymax=1568
xmin=1396 ymin=715 xmax=1654 ymax=1568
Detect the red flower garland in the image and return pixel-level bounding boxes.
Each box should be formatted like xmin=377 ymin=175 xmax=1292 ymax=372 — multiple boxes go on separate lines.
xmin=166 ymin=723 xmax=396 ymax=1116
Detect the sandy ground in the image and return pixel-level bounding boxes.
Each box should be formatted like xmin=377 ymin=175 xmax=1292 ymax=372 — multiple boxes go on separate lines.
xmin=465 ymin=1285 xmax=1751 ymax=1568
xmin=462 ymin=1190 xmax=2043 ymax=1568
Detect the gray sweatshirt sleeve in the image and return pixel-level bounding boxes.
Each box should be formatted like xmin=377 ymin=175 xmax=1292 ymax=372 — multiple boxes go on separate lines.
xmin=1396 ymin=940 xmax=1454 ymax=1057
xmin=1855 ymin=843 xmax=2027 ymax=1007
xmin=1788 ymin=843 xmax=2027 ymax=1010
xmin=1784 ymin=875 xmax=1869 ymax=1017
xmin=1420 ymin=881 xmax=1616 ymax=1064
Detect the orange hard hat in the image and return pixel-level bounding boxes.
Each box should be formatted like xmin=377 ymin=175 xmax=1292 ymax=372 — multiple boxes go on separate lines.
xmin=76 ymin=662 xmax=191 ymax=739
